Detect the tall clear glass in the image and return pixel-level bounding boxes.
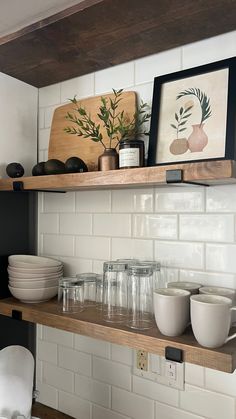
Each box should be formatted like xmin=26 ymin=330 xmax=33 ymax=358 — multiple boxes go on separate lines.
xmin=103 ymin=261 xmax=128 ymax=323
xmin=138 ymin=260 xmax=161 ymax=290
xmin=127 ymin=265 xmax=154 ymax=330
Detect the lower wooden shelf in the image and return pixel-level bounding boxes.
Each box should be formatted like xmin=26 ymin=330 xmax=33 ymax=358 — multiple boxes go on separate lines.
xmin=32 ymin=402 xmax=73 ymax=418
xmin=0 ymin=297 xmax=236 ymax=373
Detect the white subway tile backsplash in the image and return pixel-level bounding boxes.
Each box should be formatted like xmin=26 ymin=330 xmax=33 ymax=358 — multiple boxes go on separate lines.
xmin=155 ymin=187 xmax=205 ymax=212
xmin=205 ymin=368 xmax=236 ymax=397
xmin=38 ymin=108 xmax=45 ymax=129
xmin=43 ymin=362 xmax=74 ymax=393
xmin=36 ymin=380 xmax=58 ymax=409
xmin=179 ymin=214 xmax=234 ymax=242
xmin=43 ymin=234 xmax=74 ymax=257
xmin=74 ymin=335 xmax=110 ymax=359
xmin=60 ymin=213 xmax=92 ymax=235
xmin=39 ymin=213 xmax=59 ymax=234
xmin=95 ymin=62 xmax=134 ymax=94
xmin=93 ymin=358 xmax=131 ymax=390
xmin=180 ymin=384 xmax=235 ymax=419
xmin=61 ymin=73 xmax=94 ymax=102
xmin=94 ymin=214 xmax=131 ymax=237
xmin=206 ymin=244 xmax=236 ymax=273
xmin=58 ymin=346 xmax=92 ymax=376
xmin=206 ymin=185 xmax=236 ymax=212
xmin=133 ymin=375 xmax=178 ymax=406
xmin=112 ymin=189 xmax=153 ymax=213
xmin=43 ymin=326 xmax=74 ymax=347
xmin=155 ymin=402 xmax=205 ymax=419
xmin=39 ymin=84 xmax=60 ymax=107
xmin=58 ymin=391 xmax=91 ymax=419
xmin=75 ymin=375 xmax=110 ymax=407
xmin=135 ymin=48 xmax=181 ymax=84
xmin=92 ymin=404 xmax=131 ymax=419
xmin=112 ymin=238 xmax=153 ymax=260
xmin=44 ymin=104 xmax=58 ymax=128
xmin=38 ymin=128 xmax=50 ymax=150
xmin=76 ymin=236 xmax=110 ymax=260
xmin=185 ymin=363 xmax=204 ymax=387
xmin=111 ymin=344 xmax=133 ymax=366
xmin=112 ymin=387 xmax=154 ymax=419
xmin=76 ymin=190 xmax=111 ymax=213
xmin=37 ymin=339 xmax=57 ymax=365
xmin=60 ymin=256 xmax=93 ymax=276
xmin=155 ymin=241 xmax=204 ymax=269
xmin=130 ymin=82 xmax=154 ymax=106
xmin=44 ymin=191 xmax=75 ymax=213
xmin=133 ymin=214 xmax=177 ymax=239
xmin=183 ymin=31 xmax=236 ymax=69
xmin=179 ymin=270 xmax=236 ymax=288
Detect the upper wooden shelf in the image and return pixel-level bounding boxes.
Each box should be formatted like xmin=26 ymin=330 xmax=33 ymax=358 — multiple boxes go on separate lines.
xmin=0 ymin=0 xmax=235 ymax=87
xmin=0 ymin=160 xmax=235 ymax=192
xmin=0 ymin=297 xmax=236 ymax=373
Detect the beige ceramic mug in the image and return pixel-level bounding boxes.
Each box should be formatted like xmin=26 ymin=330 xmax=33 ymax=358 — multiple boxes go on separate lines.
xmin=167 ymin=281 xmax=202 ymax=295
xmin=191 ymin=294 xmax=236 ymax=348
xmin=153 ymin=288 xmax=190 ymax=337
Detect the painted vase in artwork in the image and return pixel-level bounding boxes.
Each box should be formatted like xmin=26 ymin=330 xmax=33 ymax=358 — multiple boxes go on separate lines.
xmin=187 ymin=124 xmax=208 ymax=152
xmin=169 ymin=138 xmax=189 ymax=155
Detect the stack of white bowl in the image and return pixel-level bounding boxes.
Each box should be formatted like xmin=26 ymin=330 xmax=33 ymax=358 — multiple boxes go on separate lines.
xmin=8 ymin=255 xmax=63 ymax=303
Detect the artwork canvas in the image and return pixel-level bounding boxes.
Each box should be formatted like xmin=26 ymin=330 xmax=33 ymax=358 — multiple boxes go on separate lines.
xmin=148 ymin=58 xmax=236 ymax=166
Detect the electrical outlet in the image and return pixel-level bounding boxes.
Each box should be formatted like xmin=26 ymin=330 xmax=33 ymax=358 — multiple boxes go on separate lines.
xmin=136 ymin=349 xmax=148 ymax=371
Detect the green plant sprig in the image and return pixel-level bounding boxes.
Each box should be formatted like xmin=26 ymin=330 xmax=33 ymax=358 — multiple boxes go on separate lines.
xmin=64 ymin=89 xmax=151 ymax=150
xmin=176 ymin=88 xmax=211 ymax=124
xmin=170 ymin=105 xmax=193 ymax=138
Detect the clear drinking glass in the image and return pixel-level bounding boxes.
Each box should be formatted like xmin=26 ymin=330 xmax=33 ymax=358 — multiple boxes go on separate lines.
xmin=76 ymin=273 xmax=98 ymax=307
xmin=127 ymin=265 xmax=154 ymax=330
xmin=58 ymin=277 xmax=84 ymax=313
xmin=96 ymin=274 xmax=103 ymax=310
xmin=138 ymin=260 xmax=161 ymax=290
xmin=103 ymin=261 xmax=128 ymax=323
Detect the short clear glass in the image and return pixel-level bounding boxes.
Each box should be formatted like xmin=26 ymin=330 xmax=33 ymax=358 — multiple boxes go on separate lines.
xmin=96 ymin=274 xmax=103 ymax=310
xmin=103 ymin=261 xmax=128 ymax=323
xmin=127 ymin=265 xmax=154 ymax=330
xmin=76 ymin=273 xmax=98 ymax=307
xmin=58 ymin=277 xmax=84 ymax=313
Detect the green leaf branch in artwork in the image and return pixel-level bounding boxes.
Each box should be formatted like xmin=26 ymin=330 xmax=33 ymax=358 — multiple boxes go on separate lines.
xmin=64 ymin=89 xmax=151 ymax=149
xmin=176 ymin=88 xmax=212 ymax=125
xmin=170 ymin=104 xmax=193 ymax=139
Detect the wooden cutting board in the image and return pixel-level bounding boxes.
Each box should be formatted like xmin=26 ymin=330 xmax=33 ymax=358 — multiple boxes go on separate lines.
xmin=48 ymin=91 xmax=137 ymax=171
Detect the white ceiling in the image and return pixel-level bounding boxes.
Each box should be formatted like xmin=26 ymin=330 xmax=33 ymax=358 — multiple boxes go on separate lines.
xmin=0 ymin=0 xmax=84 ymax=37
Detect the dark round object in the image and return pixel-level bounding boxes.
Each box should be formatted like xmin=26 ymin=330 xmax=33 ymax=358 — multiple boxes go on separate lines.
xmin=44 ymin=159 xmax=65 ymax=175
xmin=32 ymin=162 xmax=45 ymax=176
xmin=65 ymin=157 xmax=88 ymax=173
xmin=6 ymin=162 xmax=24 ymax=178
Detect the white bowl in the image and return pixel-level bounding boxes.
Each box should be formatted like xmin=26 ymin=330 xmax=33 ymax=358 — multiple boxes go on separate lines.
xmin=9 ymin=279 xmax=59 ymax=289
xmin=8 ymin=269 xmax=63 ymax=280
xmin=8 ymin=285 xmax=58 ymax=303
xmin=8 ymin=274 xmax=61 ymax=283
xmin=8 ymin=255 xmax=62 ymax=269
xmin=8 ymin=265 xmax=63 ymax=275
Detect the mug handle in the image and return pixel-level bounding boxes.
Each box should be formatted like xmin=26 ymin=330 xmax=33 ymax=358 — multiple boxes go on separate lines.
xmin=225 ymin=307 xmax=236 ymax=343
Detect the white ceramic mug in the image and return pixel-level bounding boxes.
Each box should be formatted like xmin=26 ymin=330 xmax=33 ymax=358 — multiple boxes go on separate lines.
xmin=199 ymin=286 xmax=236 ymax=325
xmin=167 ymin=281 xmax=202 ymax=295
xmin=191 ymin=294 xmax=236 ymax=348
xmin=153 ymin=288 xmax=190 ymax=337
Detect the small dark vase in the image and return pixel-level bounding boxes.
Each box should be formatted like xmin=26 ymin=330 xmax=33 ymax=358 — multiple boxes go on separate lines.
xmin=98 ymin=148 xmax=119 ymax=171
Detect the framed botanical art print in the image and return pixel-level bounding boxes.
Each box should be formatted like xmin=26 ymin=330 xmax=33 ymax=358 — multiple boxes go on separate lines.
xmin=148 ymin=57 xmax=236 ymax=166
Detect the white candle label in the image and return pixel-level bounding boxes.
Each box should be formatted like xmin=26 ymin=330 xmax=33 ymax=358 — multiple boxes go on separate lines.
xmin=119 ymin=148 xmax=140 ymax=167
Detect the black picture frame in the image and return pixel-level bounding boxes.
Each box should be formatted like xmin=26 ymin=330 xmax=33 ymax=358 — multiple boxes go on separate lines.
xmin=148 ymin=57 xmax=236 ymax=166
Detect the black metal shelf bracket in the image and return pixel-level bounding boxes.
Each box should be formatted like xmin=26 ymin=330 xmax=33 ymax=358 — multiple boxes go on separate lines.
xmin=12 ymin=309 xmax=22 ymax=321
xmin=12 ymin=181 xmax=66 ymax=193
xmin=166 ymin=169 xmax=209 ymax=187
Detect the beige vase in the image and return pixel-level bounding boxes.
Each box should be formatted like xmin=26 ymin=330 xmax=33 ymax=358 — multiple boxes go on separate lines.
xmin=169 ymin=138 xmax=188 ymax=155
xmin=187 ymin=124 xmax=208 ymax=152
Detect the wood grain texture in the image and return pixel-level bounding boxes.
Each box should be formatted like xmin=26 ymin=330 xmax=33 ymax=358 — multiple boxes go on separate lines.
xmin=48 ymin=91 xmax=136 ymax=170
xmin=0 ymin=0 xmax=235 ymax=87
xmin=0 ymin=297 xmax=236 ymax=372
xmin=0 ymin=160 xmax=235 ymax=191
xmin=32 ymin=402 xmax=73 ymax=418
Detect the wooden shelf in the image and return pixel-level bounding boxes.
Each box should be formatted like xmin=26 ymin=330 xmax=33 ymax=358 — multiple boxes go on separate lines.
xmin=32 ymin=402 xmax=73 ymax=418
xmin=0 ymin=297 xmax=236 ymax=373
xmin=0 ymin=0 xmax=235 ymax=87
xmin=0 ymin=160 xmax=235 ymax=192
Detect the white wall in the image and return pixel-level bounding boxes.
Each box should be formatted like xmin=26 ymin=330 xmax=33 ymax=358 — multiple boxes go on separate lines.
xmin=0 ymin=72 xmax=37 ymax=177
xmin=37 ymin=31 xmax=236 ymax=419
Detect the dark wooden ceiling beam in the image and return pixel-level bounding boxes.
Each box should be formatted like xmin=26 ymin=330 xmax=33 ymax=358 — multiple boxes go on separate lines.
xmin=0 ymin=0 xmax=235 ymax=87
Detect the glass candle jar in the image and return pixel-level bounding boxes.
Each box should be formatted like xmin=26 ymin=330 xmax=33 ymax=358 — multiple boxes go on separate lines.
xmin=119 ymin=139 xmax=145 ymax=169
